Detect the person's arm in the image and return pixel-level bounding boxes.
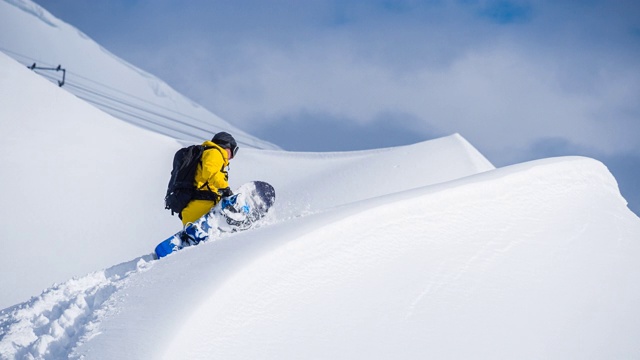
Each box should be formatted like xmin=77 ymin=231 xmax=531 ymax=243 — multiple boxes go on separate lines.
xmin=201 ymin=149 xmax=229 ymax=191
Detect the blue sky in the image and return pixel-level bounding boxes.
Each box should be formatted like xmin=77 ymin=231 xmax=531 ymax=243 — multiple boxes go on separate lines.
xmin=35 ymin=0 xmax=640 ymax=214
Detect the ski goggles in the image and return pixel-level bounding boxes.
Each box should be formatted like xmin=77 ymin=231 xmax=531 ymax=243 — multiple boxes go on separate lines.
xmin=231 ymin=145 xmax=239 ymax=159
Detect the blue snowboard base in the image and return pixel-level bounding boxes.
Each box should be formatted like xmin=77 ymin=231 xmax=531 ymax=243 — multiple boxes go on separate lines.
xmin=155 ymin=236 xmax=182 ymax=258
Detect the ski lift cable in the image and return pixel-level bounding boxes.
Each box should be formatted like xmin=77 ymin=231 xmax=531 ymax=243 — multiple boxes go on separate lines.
xmin=67 ymin=70 xmax=220 ymax=128
xmin=70 ymin=84 xmax=257 ymax=146
xmin=62 ymin=75 xmax=260 ymax=147
xmin=23 ymin=66 xmax=205 ymax=138
xmin=2 ymin=46 xmax=258 ymax=146
xmin=73 ymin=92 xmax=204 ymax=139
xmin=69 ymin=79 xmax=258 ymax=147
xmin=66 ymin=84 xmax=204 ymax=137
xmin=64 ymin=80 xmax=258 ymax=146
xmin=2 ymin=46 xmax=229 ymax=129
xmin=65 ymin=82 xmax=221 ymax=134
xmin=0 ymin=47 xmax=54 ymax=67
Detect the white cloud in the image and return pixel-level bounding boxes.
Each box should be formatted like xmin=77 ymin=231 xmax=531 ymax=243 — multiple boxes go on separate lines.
xmin=186 ymin=38 xmax=637 ymax=165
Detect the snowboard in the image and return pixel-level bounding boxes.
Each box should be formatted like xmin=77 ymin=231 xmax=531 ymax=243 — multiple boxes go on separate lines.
xmin=155 ymin=181 xmax=276 ymax=259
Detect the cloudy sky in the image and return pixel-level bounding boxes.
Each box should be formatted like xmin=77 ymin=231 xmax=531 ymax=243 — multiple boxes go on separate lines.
xmin=35 ymin=0 xmax=639 ymax=213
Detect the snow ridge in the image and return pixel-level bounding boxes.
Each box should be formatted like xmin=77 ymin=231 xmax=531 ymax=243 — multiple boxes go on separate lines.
xmin=0 ymin=256 xmax=154 ymax=359
xmin=3 ymin=0 xmax=58 ymax=28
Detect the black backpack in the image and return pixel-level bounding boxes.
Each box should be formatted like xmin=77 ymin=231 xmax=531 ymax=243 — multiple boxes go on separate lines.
xmin=164 ymin=145 xmax=219 ymax=216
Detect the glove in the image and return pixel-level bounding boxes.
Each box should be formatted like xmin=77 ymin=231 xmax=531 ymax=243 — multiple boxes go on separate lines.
xmin=218 ymin=187 xmax=233 ymax=198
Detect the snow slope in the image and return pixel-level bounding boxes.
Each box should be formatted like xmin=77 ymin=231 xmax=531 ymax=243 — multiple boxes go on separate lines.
xmin=136 ymin=157 xmax=640 ymax=360
xmin=2 ymin=155 xmax=639 ymax=359
xmin=0 ymin=52 xmax=179 ymax=308
xmin=0 ymin=0 xmax=276 ymax=149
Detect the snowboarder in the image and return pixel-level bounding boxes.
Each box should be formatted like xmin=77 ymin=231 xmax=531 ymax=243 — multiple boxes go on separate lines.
xmin=180 ymin=132 xmax=239 ymax=226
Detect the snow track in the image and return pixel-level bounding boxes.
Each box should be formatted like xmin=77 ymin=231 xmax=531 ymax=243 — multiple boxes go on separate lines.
xmin=0 ymin=255 xmax=154 ymax=359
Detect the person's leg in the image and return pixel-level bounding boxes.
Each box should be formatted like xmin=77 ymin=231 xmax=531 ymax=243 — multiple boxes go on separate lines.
xmin=180 ymin=200 xmax=216 ymax=226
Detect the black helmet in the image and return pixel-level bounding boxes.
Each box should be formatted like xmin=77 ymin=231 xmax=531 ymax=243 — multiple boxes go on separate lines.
xmin=212 ymin=132 xmax=239 ymax=158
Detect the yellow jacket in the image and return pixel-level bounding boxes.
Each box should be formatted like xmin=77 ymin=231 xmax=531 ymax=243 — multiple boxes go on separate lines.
xmin=181 ymin=141 xmax=230 ymax=226
xmin=195 ymin=140 xmax=230 ymax=193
